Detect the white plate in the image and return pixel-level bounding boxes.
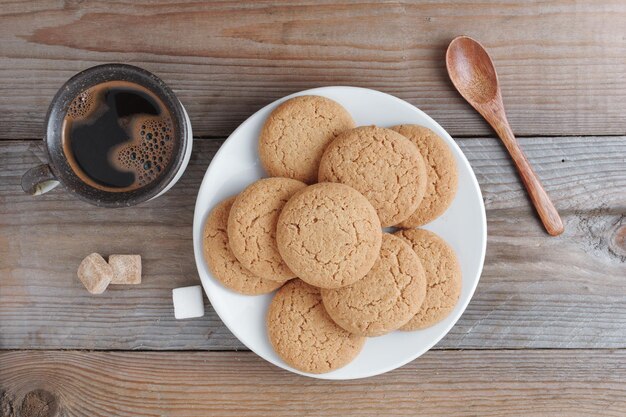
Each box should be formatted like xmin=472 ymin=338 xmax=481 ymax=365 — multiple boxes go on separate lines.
xmin=193 ymin=87 xmax=486 ymax=380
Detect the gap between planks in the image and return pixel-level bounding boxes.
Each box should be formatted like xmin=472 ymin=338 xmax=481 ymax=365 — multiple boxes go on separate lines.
xmin=1 ymin=349 xmax=624 ymax=417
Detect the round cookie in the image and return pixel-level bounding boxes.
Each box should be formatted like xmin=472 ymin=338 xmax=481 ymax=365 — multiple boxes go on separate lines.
xmin=321 ymin=234 xmax=427 ymax=336
xmin=259 ymin=95 xmax=355 ymax=184
xmin=276 ymin=182 xmax=382 ymax=289
xmin=394 ymin=229 xmax=462 ymax=330
xmin=228 ymin=178 xmax=306 ymax=281
xmin=267 ymin=280 xmax=366 ymax=374
xmin=318 ymin=126 xmax=427 ymax=227
xmin=203 ymin=197 xmax=284 ymax=295
xmin=391 ymin=125 xmax=458 ymax=227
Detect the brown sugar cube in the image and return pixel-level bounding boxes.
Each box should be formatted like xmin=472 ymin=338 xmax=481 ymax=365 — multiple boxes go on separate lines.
xmin=78 ymin=253 xmax=113 ymax=294
xmin=109 ymin=255 xmax=142 ymax=284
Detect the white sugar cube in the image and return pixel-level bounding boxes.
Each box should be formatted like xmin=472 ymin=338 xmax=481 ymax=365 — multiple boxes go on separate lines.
xmin=172 ymin=285 xmax=205 ymax=319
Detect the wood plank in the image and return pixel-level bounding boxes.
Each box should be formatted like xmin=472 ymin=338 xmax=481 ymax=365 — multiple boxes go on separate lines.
xmin=1 ymin=1 xmax=625 ymax=139
xmin=1 ymin=138 xmax=624 ymax=350
xmin=1 ymin=350 xmax=624 ymax=417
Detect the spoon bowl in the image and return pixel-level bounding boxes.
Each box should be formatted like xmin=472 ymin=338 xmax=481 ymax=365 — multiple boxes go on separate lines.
xmin=446 ymin=36 xmax=499 ymax=104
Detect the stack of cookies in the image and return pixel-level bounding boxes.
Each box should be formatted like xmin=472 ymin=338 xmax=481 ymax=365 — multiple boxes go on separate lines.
xmin=203 ymin=95 xmax=462 ymax=374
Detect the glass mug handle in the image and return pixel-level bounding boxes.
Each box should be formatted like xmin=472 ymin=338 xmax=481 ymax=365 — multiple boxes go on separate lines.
xmin=21 ymin=164 xmax=60 ymax=195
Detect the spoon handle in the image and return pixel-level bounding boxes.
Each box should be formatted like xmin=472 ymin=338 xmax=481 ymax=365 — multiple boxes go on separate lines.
xmin=486 ymin=108 xmax=564 ymax=236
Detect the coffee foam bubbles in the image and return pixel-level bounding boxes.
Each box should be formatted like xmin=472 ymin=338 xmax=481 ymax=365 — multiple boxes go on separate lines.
xmin=114 ymin=115 xmax=175 ymax=188
xmin=66 ymin=90 xmax=96 ymax=120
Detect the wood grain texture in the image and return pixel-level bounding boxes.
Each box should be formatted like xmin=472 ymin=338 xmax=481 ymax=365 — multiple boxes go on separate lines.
xmin=1 ymin=0 xmax=625 ymax=139
xmin=1 ymin=138 xmax=624 ymax=350
xmin=1 ymin=350 xmax=624 ymax=417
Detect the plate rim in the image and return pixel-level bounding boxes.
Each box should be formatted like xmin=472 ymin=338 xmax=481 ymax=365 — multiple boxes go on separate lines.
xmin=193 ymin=86 xmax=487 ymax=380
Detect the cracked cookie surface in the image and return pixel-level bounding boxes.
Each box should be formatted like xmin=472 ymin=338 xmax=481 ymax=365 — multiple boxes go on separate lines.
xmin=276 ymin=182 xmax=382 ymax=289
xmin=228 ymin=178 xmax=306 ymax=281
xmin=391 ymin=125 xmax=458 ymax=226
xmin=203 ymin=197 xmax=285 ymax=295
xmin=394 ymin=229 xmax=462 ymax=330
xmin=318 ymin=125 xmax=427 ymax=227
xmin=321 ymin=234 xmax=426 ymax=336
xmin=267 ymin=279 xmax=365 ymax=374
xmin=259 ymin=95 xmax=355 ymax=184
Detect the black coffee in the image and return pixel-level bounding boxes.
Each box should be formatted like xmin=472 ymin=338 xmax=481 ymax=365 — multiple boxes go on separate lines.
xmin=62 ymin=80 xmax=176 ymax=192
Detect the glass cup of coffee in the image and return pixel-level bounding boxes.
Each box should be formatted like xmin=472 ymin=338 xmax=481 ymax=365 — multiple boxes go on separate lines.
xmin=21 ymin=63 xmax=193 ymax=207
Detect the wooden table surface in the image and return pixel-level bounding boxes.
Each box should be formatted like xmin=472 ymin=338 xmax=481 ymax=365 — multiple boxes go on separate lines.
xmin=1 ymin=1 xmax=625 ymax=416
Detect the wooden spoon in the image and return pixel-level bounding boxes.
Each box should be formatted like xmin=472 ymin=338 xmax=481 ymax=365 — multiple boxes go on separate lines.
xmin=446 ymin=36 xmax=564 ymax=236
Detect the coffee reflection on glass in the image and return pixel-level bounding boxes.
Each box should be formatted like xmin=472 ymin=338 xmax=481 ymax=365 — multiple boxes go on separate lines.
xmin=22 ymin=64 xmax=192 ymax=207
